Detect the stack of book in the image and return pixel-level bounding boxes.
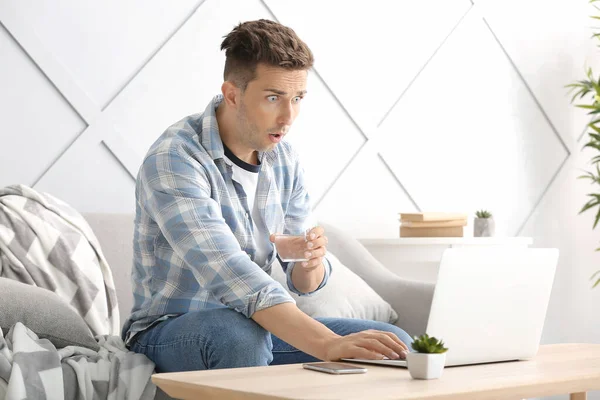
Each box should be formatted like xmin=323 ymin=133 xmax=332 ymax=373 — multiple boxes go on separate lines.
xmin=399 ymin=212 xmax=468 ymax=238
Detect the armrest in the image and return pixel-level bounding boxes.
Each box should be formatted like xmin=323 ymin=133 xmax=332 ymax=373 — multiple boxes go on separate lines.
xmin=0 ymin=376 xmax=7 ymax=400
xmin=375 ymin=274 xmax=434 ymax=338
xmin=319 ymin=221 xmax=434 ymax=337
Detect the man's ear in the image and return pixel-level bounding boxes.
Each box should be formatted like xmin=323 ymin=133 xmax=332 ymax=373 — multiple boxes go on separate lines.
xmin=221 ymin=81 xmax=240 ymax=108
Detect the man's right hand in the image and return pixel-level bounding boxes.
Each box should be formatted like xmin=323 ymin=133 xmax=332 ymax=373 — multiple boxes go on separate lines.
xmin=253 ymin=303 xmax=411 ymax=363
xmin=323 ymin=329 xmax=410 ymax=361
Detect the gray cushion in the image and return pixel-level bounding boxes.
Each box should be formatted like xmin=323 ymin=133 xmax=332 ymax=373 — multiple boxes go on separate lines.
xmin=271 ymin=252 xmax=399 ymax=323
xmin=82 ymin=213 xmax=135 ymax=325
xmin=319 ymin=221 xmax=435 ymax=338
xmin=0 ymin=278 xmax=100 ymax=351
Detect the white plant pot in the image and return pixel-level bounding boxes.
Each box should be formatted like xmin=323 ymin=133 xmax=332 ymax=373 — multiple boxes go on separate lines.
xmin=474 ymin=217 xmax=495 ymax=237
xmin=406 ymin=352 xmax=446 ymax=380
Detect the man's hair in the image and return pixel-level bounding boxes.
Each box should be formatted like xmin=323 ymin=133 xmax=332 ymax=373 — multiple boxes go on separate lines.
xmin=220 ymin=19 xmax=314 ymax=90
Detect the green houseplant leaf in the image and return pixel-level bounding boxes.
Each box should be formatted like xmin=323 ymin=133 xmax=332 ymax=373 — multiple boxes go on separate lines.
xmin=564 ymin=1 xmax=600 ymax=287
xmin=411 ymin=334 xmax=448 ymax=354
xmin=475 ymin=209 xmax=492 ymax=219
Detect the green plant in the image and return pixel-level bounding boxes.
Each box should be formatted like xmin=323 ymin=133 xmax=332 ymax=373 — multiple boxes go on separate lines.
xmin=411 ymin=334 xmax=448 ymax=354
xmin=475 ymin=209 xmax=492 ymax=219
xmin=566 ymin=0 xmax=600 ymax=288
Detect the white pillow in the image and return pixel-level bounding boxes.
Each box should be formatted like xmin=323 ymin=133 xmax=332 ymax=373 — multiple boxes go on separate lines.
xmin=271 ymin=251 xmax=398 ymax=324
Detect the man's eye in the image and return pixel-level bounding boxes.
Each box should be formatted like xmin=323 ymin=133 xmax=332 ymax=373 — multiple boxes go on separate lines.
xmin=293 ymin=96 xmax=303 ymax=104
xmin=267 ymin=95 xmax=278 ymax=102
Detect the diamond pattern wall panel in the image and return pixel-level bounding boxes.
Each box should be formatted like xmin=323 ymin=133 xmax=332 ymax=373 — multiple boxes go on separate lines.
xmin=34 ymin=120 xmax=135 ymax=213
xmin=520 ymin=146 xmax=600 ymax=345
xmin=4 ymin=0 xmax=600 ymax=357
xmin=11 ymin=0 xmax=202 ymax=108
xmin=264 ymin=0 xmax=472 ymax=136
xmin=314 ymin=140 xmax=417 ymax=238
xmin=103 ymin=0 xmax=365 ymax=201
xmin=377 ymin=12 xmax=569 ymax=236
xmin=481 ymin=0 xmax=600 ymax=145
xmin=280 ymin=71 xmax=365 ymax=201
xmin=0 ymin=23 xmax=85 ymax=188
xmin=100 ymin=0 xmax=256 ymax=169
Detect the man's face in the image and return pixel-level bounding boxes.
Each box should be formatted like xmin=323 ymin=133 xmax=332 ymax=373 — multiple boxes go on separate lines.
xmin=236 ymin=64 xmax=307 ymax=152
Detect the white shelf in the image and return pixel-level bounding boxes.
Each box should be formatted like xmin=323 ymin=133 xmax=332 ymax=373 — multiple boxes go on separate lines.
xmin=358 ymin=237 xmax=533 ymax=246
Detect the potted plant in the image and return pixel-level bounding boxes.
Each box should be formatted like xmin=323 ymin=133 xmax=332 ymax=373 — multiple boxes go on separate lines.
xmin=406 ymin=334 xmax=448 ymax=380
xmin=474 ymin=209 xmax=495 ymax=237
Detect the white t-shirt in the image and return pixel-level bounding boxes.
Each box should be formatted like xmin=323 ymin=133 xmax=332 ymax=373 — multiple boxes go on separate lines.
xmin=223 ymin=146 xmax=272 ymax=267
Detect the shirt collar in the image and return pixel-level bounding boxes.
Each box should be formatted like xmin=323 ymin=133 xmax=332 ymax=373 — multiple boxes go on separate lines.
xmin=200 ymin=94 xmax=278 ymax=165
xmin=201 ymin=94 xmax=225 ymax=161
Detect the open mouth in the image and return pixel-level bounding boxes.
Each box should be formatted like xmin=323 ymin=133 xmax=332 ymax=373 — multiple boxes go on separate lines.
xmin=269 ymin=133 xmax=284 ymax=143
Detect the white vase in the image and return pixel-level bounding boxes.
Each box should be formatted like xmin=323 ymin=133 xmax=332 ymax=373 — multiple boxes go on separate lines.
xmin=474 ymin=218 xmax=495 ymax=237
xmin=406 ymin=352 xmax=446 ymax=380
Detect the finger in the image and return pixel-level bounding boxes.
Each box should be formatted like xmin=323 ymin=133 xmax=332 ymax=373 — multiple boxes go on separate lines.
xmin=378 ymin=331 xmax=410 ymax=353
xmin=362 ymin=330 xmax=409 ymax=354
xmin=307 ymin=226 xmax=325 ymax=240
xmin=357 ymin=330 xmax=409 ymax=355
xmin=350 ymin=346 xmax=386 ymax=361
xmin=269 ymin=234 xmax=276 ymax=243
xmin=301 ymin=257 xmax=322 ymax=270
xmin=304 ymin=247 xmax=326 ymax=260
xmin=306 ymin=236 xmax=327 ymax=250
xmin=357 ymin=338 xmax=401 ymax=360
xmin=371 ymin=332 xmax=409 ymax=357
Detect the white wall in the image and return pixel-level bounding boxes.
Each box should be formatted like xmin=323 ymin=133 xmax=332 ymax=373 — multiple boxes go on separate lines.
xmin=1 ymin=0 xmax=599 ymax=396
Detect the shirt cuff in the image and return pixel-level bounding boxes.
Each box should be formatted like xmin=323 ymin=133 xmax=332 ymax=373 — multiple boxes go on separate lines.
xmin=241 ymin=280 xmax=296 ymax=318
xmin=283 ymin=256 xmax=331 ymax=297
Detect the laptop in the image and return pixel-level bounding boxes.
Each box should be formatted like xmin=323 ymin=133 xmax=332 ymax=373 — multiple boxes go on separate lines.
xmin=342 ymin=247 xmax=559 ymax=368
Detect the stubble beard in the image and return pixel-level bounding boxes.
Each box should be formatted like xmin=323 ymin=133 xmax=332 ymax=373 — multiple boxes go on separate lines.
xmin=237 ymin=102 xmax=272 ymax=153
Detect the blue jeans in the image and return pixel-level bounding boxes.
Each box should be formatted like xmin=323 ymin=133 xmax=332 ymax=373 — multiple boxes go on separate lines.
xmin=129 ymin=308 xmax=413 ymax=372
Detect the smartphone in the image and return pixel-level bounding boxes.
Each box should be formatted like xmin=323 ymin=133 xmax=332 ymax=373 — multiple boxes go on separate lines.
xmin=302 ymin=362 xmax=367 ymax=374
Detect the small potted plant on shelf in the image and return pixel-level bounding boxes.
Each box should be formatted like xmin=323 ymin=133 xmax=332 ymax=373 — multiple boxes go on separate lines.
xmin=406 ymin=334 xmax=448 ymax=380
xmin=474 ymin=209 xmax=495 ymax=237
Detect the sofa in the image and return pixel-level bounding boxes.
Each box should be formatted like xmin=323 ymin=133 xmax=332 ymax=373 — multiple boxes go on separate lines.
xmin=0 ymin=213 xmax=434 ymax=399
xmin=82 ymin=213 xmax=435 ymax=339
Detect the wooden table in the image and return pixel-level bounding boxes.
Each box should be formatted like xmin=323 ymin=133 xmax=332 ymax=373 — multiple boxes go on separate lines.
xmin=152 ymin=344 xmax=600 ymax=400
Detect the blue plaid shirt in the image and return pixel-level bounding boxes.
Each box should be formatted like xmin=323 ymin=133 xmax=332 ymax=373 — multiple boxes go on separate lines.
xmin=122 ymin=95 xmax=331 ymax=342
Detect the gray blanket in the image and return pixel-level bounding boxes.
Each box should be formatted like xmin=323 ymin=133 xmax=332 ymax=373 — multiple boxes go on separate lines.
xmin=0 ymin=323 xmax=156 ymax=400
xmin=0 ymin=184 xmax=119 ymax=336
xmin=0 ymin=185 xmax=157 ymax=399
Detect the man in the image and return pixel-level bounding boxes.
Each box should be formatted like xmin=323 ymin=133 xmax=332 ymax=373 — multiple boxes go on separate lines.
xmin=123 ymin=19 xmax=412 ymax=372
